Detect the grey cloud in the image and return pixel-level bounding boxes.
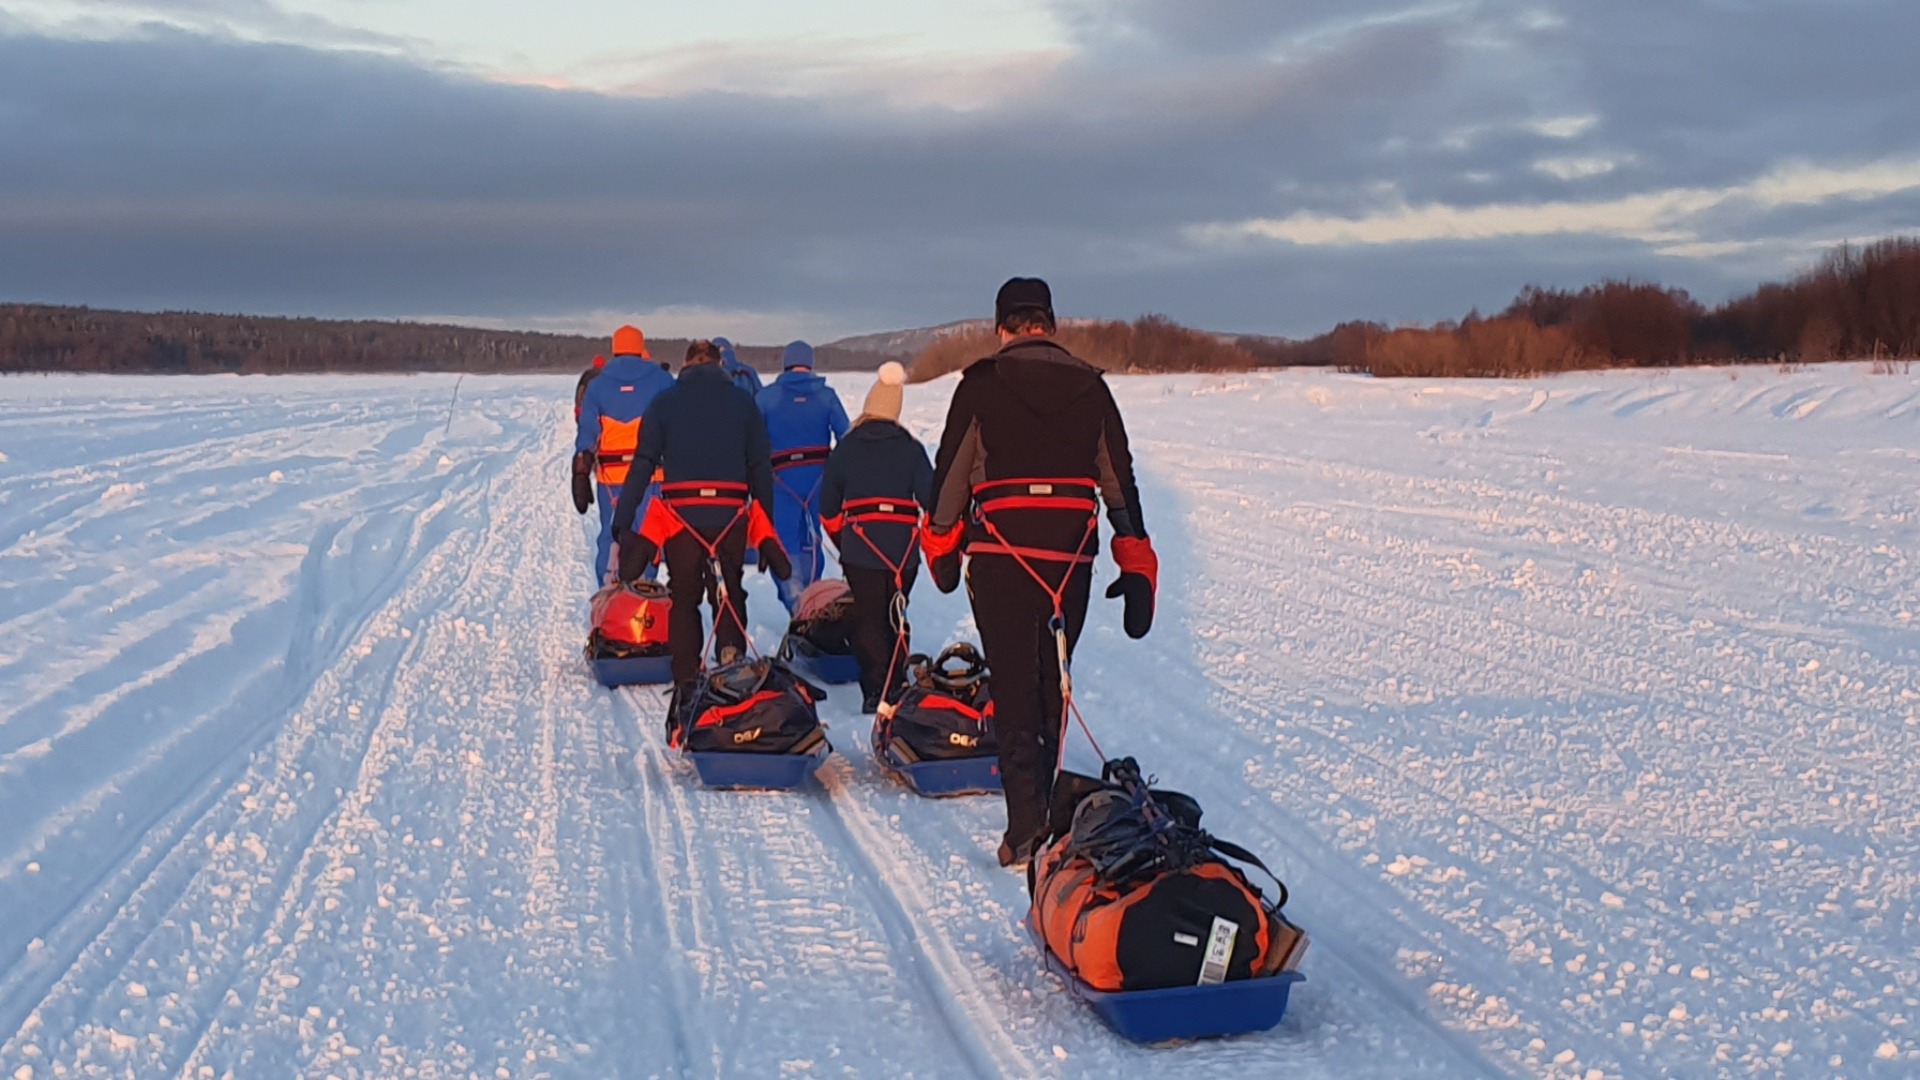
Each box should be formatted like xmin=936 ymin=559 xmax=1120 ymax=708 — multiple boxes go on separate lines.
xmin=1 ymin=1 xmax=1917 ymax=340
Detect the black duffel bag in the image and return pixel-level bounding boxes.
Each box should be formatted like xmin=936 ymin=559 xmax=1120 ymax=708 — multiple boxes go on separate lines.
xmin=673 ymin=656 xmax=827 ymax=755
xmin=881 ymin=644 xmax=998 ymax=763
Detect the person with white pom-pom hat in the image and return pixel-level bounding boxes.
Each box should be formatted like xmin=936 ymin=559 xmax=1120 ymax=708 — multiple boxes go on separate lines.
xmin=819 ymin=361 xmax=934 ymax=713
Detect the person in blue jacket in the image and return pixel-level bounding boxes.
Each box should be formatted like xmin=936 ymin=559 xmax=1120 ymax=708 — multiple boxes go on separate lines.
xmin=712 ymin=337 xmax=762 ymax=397
xmin=755 ymin=341 xmax=849 ymax=610
xmin=573 ymin=324 xmax=674 ymax=584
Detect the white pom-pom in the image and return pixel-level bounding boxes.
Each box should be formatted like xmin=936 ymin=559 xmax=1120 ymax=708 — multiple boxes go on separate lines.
xmin=878 ymin=361 xmax=907 ymax=386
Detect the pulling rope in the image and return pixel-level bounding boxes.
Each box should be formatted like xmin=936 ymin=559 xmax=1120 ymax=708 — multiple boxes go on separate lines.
xmin=652 ymin=484 xmax=762 ymax=668
xmin=970 ymin=482 xmax=1107 ymax=764
xmin=841 ymin=498 xmax=920 ymax=725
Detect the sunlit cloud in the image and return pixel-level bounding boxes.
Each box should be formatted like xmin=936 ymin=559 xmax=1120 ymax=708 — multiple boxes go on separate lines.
xmin=1192 ymin=156 xmax=1920 ymax=252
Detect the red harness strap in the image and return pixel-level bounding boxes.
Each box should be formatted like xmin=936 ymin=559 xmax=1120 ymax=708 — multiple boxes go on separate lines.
xmin=967 ymin=476 xmax=1106 ymax=762
xmin=641 ymin=481 xmax=779 ymax=662
xmin=772 ymin=445 xmax=832 ymax=471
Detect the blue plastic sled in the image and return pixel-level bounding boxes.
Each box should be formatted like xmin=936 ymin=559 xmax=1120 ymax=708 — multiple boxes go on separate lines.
xmin=589 ymin=653 xmax=674 ymax=688
xmin=782 ymin=639 xmax=861 ymax=686
xmin=1028 ymin=922 xmax=1305 ymax=1044
xmin=688 ymin=741 xmax=831 ymax=790
xmin=873 ymin=735 xmax=1001 ymax=797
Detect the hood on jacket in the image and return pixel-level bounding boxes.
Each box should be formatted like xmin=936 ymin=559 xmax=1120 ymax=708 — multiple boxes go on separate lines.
xmin=771 ymin=368 xmax=830 ymax=393
xmin=604 ymin=353 xmax=671 ymax=381
xmin=983 ymin=337 xmax=1105 ymax=419
xmin=714 ymin=337 xmax=738 ymax=365
xmin=782 ymin=341 xmax=815 ymax=369
xmin=845 ymin=417 xmax=912 ymax=441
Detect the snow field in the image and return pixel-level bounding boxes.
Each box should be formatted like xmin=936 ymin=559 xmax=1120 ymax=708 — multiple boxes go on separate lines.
xmin=1 ymin=364 xmax=1916 ymax=1078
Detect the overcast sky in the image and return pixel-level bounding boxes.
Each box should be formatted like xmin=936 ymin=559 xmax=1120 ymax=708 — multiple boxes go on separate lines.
xmin=3 ymin=0 xmax=1917 ymax=341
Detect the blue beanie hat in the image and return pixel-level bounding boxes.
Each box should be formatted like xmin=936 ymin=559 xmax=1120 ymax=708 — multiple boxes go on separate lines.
xmin=782 ymin=341 xmax=815 ymax=370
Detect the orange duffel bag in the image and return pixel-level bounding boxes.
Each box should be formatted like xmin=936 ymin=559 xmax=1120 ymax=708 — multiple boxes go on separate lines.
xmin=1031 ymin=758 xmax=1304 ymax=993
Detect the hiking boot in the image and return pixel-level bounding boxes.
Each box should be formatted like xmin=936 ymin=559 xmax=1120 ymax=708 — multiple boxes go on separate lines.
xmin=997 ymin=835 xmax=1040 ymax=870
xmin=860 ymin=690 xmax=881 ymax=715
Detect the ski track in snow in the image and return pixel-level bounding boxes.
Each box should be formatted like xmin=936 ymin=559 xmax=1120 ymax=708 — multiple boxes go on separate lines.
xmin=2 ymin=367 xmax=1917 ymax=1079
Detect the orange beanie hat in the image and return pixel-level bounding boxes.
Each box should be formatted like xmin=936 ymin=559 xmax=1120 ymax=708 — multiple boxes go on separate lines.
xmin=612 ymin=325 xmax=648 ymax=357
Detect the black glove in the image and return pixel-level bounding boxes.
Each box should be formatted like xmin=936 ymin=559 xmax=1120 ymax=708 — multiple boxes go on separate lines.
xmin=616 ymin=532 xmax=656 ymax=585
xmin=571 ymin=451 xmax=594 ymax=515
xmin=758 ymin=538 xmax=793 ymax=581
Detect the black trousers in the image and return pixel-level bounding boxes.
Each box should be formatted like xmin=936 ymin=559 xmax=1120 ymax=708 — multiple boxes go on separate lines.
xmin=845 ymin=563 xmax=916 ymax=702
xmin=967 ymin=555 xmax=1092 ymax=848
xmin=663 ymin=526 xmax=749 ymax=684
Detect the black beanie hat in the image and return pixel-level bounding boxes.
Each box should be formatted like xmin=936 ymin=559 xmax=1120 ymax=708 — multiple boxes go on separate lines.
xmin=995 ymin=277 xmax=1054 ymax=329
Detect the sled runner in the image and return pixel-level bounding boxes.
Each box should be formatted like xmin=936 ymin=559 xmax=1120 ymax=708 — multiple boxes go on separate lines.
xmin=1026 ymin=922 xmax=1305 ymax=1044
xmin=1028 ymin=758 xmax=1308 ymax=1043
xmin=873 ymin=644 xmax=1002 ymax=797
xmin=586 ymin=581 xmax=674 ymax=687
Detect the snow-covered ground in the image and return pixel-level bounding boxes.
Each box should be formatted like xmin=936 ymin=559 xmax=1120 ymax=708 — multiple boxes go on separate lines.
xmin=1 ymin=365 xmax=1917 ymax=1079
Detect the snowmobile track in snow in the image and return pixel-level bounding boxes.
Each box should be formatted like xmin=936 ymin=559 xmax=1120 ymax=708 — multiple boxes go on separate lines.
xmin=5 ymin=370 xmax=1918 ymax=1079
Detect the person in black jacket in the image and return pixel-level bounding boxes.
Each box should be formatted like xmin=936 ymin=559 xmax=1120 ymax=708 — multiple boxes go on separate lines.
xmin=820 ymin=361 xmax=933 ymax=713
xmin=573 ymin=354 xmax=606 ymax=420
xmin=612 ymin=341 xmax=793 ymax=697
xmin=925 ymin=278 xmax=1158 ymax=869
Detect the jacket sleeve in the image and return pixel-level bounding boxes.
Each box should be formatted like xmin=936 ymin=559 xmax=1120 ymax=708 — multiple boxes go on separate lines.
xmin=575 ymin=379 xmax=601 ymax=455
xmin=746 ymin=400 xmax=775 ymax=512
xmin=819 ymin=446 xmax=846 ymax=523
xmin=611 ymin=394 xmax=668 ymax=536
xmin=929 ymin=368 xmax=984 ymax=530
xmin=828 ymin=391 xmax=850 ymax=442
xmin=1092 ymin=377 xmax=1146 ymax=539
xmin=911 ymin=438 xmax=935 ymax=515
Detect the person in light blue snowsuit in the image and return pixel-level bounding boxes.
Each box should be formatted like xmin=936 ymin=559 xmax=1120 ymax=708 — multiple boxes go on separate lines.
xmin=713 ymin=337 xmax=763 ymax=398
xmin=755 ymin=341 xmax=849 ymax=610
xmin=575 ymin=326 xmax=675 ymax=584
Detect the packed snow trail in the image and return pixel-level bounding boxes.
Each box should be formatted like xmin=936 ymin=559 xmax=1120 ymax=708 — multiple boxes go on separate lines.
xmin=2 ymin=367 xmax=1917 ymax=1078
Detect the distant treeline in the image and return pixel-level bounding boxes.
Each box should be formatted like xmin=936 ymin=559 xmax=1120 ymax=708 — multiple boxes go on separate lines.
xmin=0 ymin=304 xmax=875 ymax=375
xmin=909 ymin=315 xmax=1255 ymax=381
xmin=1245 ymin=236 xmax=1920 ymax=378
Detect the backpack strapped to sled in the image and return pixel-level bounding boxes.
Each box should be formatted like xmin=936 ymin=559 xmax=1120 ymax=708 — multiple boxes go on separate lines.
xmin=585 ymin=580 xmax=674 ymax=686
xmin=1028 ymin=758 xmax=1309 ymax=1041
xmin=673 ymin=655 xmax=831 ymax=788
xmin=778 ymin=579 xmax=860 ymax=685
xmin=648 ymin=482 xmax=829 ymax=788
xmin=873 ymin=643 xmax=1001 ymax=797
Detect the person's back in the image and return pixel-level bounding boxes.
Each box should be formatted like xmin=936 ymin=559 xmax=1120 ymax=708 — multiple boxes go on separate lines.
xmin=574 ymin=329 xmax=672 ymax=583
xmin=574 ymin=354 xmax=606 ymax=420
xmin=926 ymin=278 xmax=1156 ymax=869
xmin=612 ymin=342 xmax=788 ymax=695
xmin=714 ymin=337 xmax=762 ymax=397
xmin=821 ymin=362 xmax=931 ymax=711
xmin=755 ymin=342 xmax=849 ymax=608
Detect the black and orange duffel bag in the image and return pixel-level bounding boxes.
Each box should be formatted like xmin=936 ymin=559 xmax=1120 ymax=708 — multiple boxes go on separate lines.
xmin=1031 ymin=758 xmax=1304 ymax=993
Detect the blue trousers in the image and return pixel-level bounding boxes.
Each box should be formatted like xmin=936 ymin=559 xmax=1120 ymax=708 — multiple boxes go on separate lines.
xmin=595 ymin=481 xmax=658 ymax=584
xmin=771 ymin=465 xmax=826 ymax=610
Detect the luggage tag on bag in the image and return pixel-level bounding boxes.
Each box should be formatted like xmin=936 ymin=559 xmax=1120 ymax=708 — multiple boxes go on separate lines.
xmin=1198 ymin=917 xmax=1240 ymax=986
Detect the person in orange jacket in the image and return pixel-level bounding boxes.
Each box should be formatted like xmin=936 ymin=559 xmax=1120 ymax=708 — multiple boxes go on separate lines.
xmin=574 ymin=326 xmax=674 ymax=583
